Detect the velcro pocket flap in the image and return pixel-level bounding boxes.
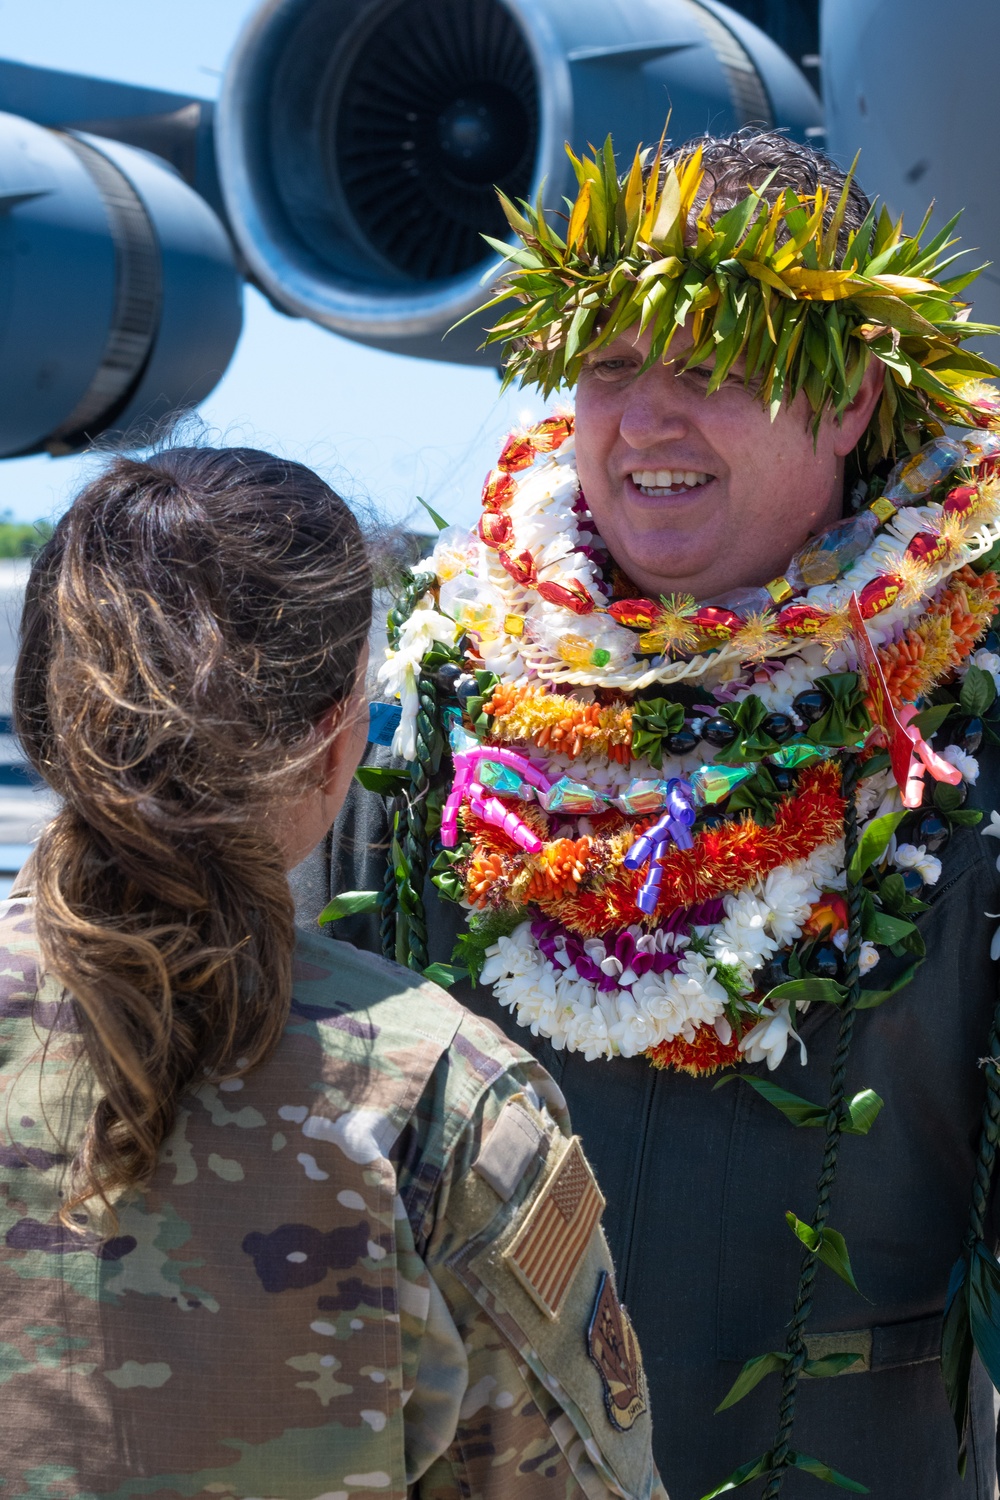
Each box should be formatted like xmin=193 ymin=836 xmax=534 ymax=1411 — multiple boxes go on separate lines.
xmin=473 ymin=1095 xmax=545 ymax=1202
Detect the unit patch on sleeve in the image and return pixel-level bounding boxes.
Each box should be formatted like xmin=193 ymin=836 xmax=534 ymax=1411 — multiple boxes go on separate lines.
xmin=587 ymin=1270 xmax=647 ymax=1431
xmin=503 ymin=1135 xmax=604 ymax=1319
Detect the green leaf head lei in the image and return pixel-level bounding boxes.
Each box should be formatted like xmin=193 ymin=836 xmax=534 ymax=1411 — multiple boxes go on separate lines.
xmin=475 ymin=133 xmax=1000 ymax=468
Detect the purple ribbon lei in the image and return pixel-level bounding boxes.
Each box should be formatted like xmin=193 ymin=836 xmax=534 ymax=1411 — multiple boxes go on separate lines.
xmin=622 ymin=778 xmax=697 ymax=915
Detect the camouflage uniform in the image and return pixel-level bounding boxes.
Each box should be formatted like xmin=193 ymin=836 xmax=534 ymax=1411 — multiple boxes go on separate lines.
xmin=0 ymin=894 xmax=666 ymax=1500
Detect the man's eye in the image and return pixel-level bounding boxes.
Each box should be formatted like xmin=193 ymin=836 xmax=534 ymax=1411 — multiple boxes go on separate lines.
xmin=588 ymin=357 xmax=636 ymax=379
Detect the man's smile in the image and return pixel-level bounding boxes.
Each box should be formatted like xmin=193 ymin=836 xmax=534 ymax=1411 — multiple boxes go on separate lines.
xmin=626 ymin=468 xmax=715 ymax=501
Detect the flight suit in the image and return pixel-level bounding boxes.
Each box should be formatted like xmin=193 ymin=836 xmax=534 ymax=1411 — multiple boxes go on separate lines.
xmin=296 ymin=737 xmax=1000 ymax=1499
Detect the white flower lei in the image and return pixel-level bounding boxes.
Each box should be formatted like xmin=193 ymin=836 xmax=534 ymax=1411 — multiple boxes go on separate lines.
xmin=480 ymin=843 xmax=844 ymax=1062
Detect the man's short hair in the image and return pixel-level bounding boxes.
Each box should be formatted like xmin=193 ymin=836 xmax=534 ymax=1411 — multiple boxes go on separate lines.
xmin=661 ymin=127 xmax=872 ymax=260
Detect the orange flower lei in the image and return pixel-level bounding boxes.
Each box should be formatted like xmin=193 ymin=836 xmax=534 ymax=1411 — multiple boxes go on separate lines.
xmin=880 ymin=565 xmax=1000 ymax=706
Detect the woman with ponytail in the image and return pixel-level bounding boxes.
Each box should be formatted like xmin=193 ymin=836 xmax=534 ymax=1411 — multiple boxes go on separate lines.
xmin=0 ymin=447 xmax=664 ymax=1500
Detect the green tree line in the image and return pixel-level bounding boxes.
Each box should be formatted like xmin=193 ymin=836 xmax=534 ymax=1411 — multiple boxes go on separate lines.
xmin=0 ymin=512 xmax=53 ymax=558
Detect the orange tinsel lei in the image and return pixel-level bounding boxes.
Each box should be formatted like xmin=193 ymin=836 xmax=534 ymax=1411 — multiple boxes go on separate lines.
xmin=462 ymin=761 xmax=846 ymax=933
xmin=648 ymin=760 xmax=845 ymax=913
xmin=483 ymin=682 xmax=632 ymax=763
xmin=646 ymin=1025 xmax=745 ymax=1076
xmin=550 ymin=761 xmax=845 ymax=934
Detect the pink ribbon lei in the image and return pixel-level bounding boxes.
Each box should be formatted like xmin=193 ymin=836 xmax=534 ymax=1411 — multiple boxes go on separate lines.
xmin=441 ymin=746 xmax=550 ymax=852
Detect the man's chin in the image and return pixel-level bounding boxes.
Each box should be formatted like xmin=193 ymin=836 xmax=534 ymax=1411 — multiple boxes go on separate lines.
xmin=603 ymin=525 xmax=724 ymax=598
xmin=606 ymin=549 xmax=724 ymax=599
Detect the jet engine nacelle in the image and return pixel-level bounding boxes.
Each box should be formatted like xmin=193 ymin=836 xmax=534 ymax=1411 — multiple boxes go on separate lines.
xmin=215 ymin=0 xmax=821 ymax=365
xmin=0 ymin=109 xmax=242 ymax=458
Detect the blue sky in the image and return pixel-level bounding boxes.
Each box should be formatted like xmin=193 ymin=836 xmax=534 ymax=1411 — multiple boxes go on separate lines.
xmin=0 ymin=0 xmax=549 ymax=528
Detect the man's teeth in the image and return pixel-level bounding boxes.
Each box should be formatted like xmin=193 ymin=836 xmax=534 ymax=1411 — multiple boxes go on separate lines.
xmin=631 ymin=469 xmax=710 ymax=493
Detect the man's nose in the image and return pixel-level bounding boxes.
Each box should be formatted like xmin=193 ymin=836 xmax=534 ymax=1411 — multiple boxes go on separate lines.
xmin=618 ymin=367 xmax=690 ymax=450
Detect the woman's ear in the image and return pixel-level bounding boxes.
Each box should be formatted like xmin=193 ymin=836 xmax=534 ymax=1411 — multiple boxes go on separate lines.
xmin=832 ymin=358 xmax=886 ymax=457
xmin=317 ymin=698 xmax=368 ymax=799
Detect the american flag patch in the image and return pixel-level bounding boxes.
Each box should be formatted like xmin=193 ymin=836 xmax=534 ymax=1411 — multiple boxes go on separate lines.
xmin=504 ymin=1137 xmax=605 ymax=1319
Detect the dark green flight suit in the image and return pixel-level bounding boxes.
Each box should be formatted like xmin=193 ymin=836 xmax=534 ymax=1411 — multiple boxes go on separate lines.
xmin=292 ymin=740 xmax=1000 ymax=1499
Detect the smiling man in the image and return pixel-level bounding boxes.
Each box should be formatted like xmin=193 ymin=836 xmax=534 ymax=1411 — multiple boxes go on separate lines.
xmin=295 ymin=130 xmax=1000 ymax=1499
xmin=574 ymin=322 xmax=882 ymax=602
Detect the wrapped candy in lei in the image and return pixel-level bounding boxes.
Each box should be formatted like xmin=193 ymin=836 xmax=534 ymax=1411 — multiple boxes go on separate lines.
xmin=373 ymin=412 xmax=1000 ymax=1078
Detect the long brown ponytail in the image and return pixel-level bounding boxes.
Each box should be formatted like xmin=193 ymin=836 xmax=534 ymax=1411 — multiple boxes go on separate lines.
xmin=13 ymin=446 xmax=372 ymax=1219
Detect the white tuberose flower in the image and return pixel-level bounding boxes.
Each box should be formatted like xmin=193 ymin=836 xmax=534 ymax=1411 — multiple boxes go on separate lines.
xmin=941 ymin=744 xmax=980 ymax=784
xmin=760 ymin=864 xmax=822 ymax=945
xmin=376 ymin=604 xmax=456 ymax=760
xmin=892 ymin=842 xmax=942 ymax=887
xmin=739 ymin=1001 xmax=807 ymax=1070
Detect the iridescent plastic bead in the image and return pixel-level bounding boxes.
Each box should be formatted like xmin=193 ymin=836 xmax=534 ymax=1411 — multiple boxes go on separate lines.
xmin=478 ymin=760 xmax=527 ymax=795
xmin=769 ymin=742 xmax=825 ymax=769
xmin=445 ymin=711 xmax=478 ymax=756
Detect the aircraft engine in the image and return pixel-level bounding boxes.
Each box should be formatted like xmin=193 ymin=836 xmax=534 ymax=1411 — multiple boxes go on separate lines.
xmin=216 ymin=0 xmax=821 ymax=365
xmin=0 ymin=110 xmax=242 ymax=458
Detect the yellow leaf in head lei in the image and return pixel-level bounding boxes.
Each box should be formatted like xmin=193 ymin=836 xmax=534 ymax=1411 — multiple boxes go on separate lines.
xmin=474 ymin=134 xmax=1000 ymax=468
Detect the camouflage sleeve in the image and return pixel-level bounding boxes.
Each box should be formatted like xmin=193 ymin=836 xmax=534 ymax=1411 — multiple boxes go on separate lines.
xmin=402 ymin=1022 xmax=667 ymax=1500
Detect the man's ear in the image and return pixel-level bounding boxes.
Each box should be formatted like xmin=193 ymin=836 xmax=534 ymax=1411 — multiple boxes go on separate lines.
xmin=832 ymin=358 xmax=886 ymax=457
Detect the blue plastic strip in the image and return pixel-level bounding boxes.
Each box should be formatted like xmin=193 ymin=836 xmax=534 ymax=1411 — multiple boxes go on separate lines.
xmin=368 ymin=701 xmax=402 ymax=747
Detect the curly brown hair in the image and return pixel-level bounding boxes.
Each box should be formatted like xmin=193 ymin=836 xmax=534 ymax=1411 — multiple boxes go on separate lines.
xmin=662 ymin=126 xmax=873 ymax=257
xmin=13 ymin=446 xmax=372 ymax=1222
